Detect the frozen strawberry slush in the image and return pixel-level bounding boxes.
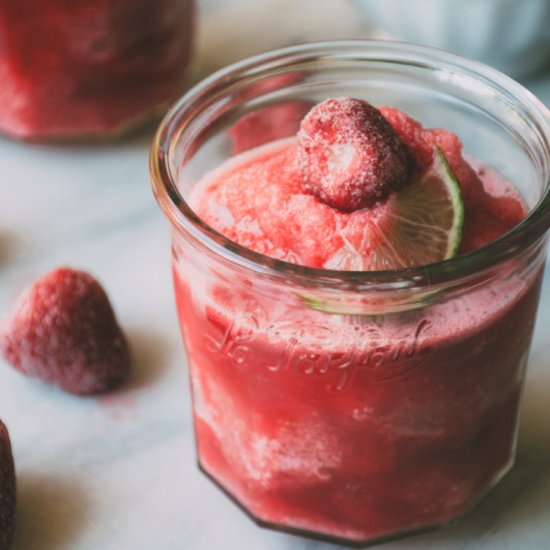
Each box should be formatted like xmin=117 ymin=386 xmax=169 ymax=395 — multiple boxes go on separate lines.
xmin=0 ymin=0 xmax=194 ymax=139
xmin=192 ymin=105 xmax=524 ymax=266
xmin=174 ymin=102 xmax=541 ymax=542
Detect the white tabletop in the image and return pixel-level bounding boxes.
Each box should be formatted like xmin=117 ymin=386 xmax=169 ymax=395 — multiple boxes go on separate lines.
xmin=1 ymin=1 xmax=549 ymax=549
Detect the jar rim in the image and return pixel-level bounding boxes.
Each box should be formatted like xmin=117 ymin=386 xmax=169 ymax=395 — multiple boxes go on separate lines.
xmin=150 ymin=39 xmax=550 ymax=290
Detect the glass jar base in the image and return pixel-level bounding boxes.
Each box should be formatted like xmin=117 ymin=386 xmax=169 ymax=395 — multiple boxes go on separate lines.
xmin=197 ymin=454 xmax=515 ymax=546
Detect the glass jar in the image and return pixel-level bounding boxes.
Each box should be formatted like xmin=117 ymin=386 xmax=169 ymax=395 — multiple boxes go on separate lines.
xmin=0 ymin=0 xmax=195 ymax=140
xmin=150 ymin=41 xmax=550 ymax=544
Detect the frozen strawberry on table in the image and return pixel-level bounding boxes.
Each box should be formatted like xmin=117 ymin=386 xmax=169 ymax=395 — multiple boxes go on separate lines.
xmin=0 ymin=0 xmax=195 ymax=140
xmin=0 ymin=420 xmax=15 ymax=550
xmin=0 ymin=267 xmax=131 ymax=395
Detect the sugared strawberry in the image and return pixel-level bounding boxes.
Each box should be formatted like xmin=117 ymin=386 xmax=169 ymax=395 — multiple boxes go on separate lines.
xmin=0 ymin=267 xmax=131 ymax=396
xmin=298 ymin=97 xmax=412 ymax=212
xmin=229 ymin=101 xmax=313 ymax=154
xmin=0 ymin=420 xmax=15 ymax=550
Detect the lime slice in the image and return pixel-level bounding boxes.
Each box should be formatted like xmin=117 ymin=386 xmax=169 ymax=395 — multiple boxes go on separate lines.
xmin=300 ymin=148 xmax=465 ymax=315
xmin=324 ymin=146 xmax=464 ymax=271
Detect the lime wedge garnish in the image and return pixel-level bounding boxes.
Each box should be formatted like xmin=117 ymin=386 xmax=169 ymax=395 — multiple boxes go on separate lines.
xmin=324 ymin=147 xmax=464 ymax=271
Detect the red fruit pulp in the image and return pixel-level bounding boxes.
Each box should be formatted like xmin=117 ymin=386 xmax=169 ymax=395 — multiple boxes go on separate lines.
xmin=229 ymin=101 xmax=313 ymax=155
xmin=0 ymin=0 xmax=194 ymax=139
xmin=172 ymin=106 xmax=539 ymax=542
xmin=190 ymin=109 xmax=524 ymax=268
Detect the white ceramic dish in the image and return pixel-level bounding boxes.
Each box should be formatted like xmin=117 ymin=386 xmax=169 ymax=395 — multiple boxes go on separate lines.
xmin=353 ymin=0 xmax=550 ymax=77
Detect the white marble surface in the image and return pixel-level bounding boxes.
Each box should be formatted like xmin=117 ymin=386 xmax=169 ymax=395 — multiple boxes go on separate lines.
xmin=1 ymin=1 xmax=550 ymax=549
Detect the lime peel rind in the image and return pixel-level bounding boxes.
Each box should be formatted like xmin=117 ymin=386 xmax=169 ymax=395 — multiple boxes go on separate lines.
xmin=433 ymin=146 xmax=465 ymax=258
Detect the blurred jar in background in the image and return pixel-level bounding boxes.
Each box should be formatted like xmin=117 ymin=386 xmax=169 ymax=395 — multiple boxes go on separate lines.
xmin=353 ymin=0 xmax=550 ymax=77
xmin=0 ymin=0 xmax=195 ymax=140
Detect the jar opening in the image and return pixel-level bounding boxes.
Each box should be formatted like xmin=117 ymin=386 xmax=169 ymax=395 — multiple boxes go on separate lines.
xmin=150 ymin=40 xmax=550 ymax=291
